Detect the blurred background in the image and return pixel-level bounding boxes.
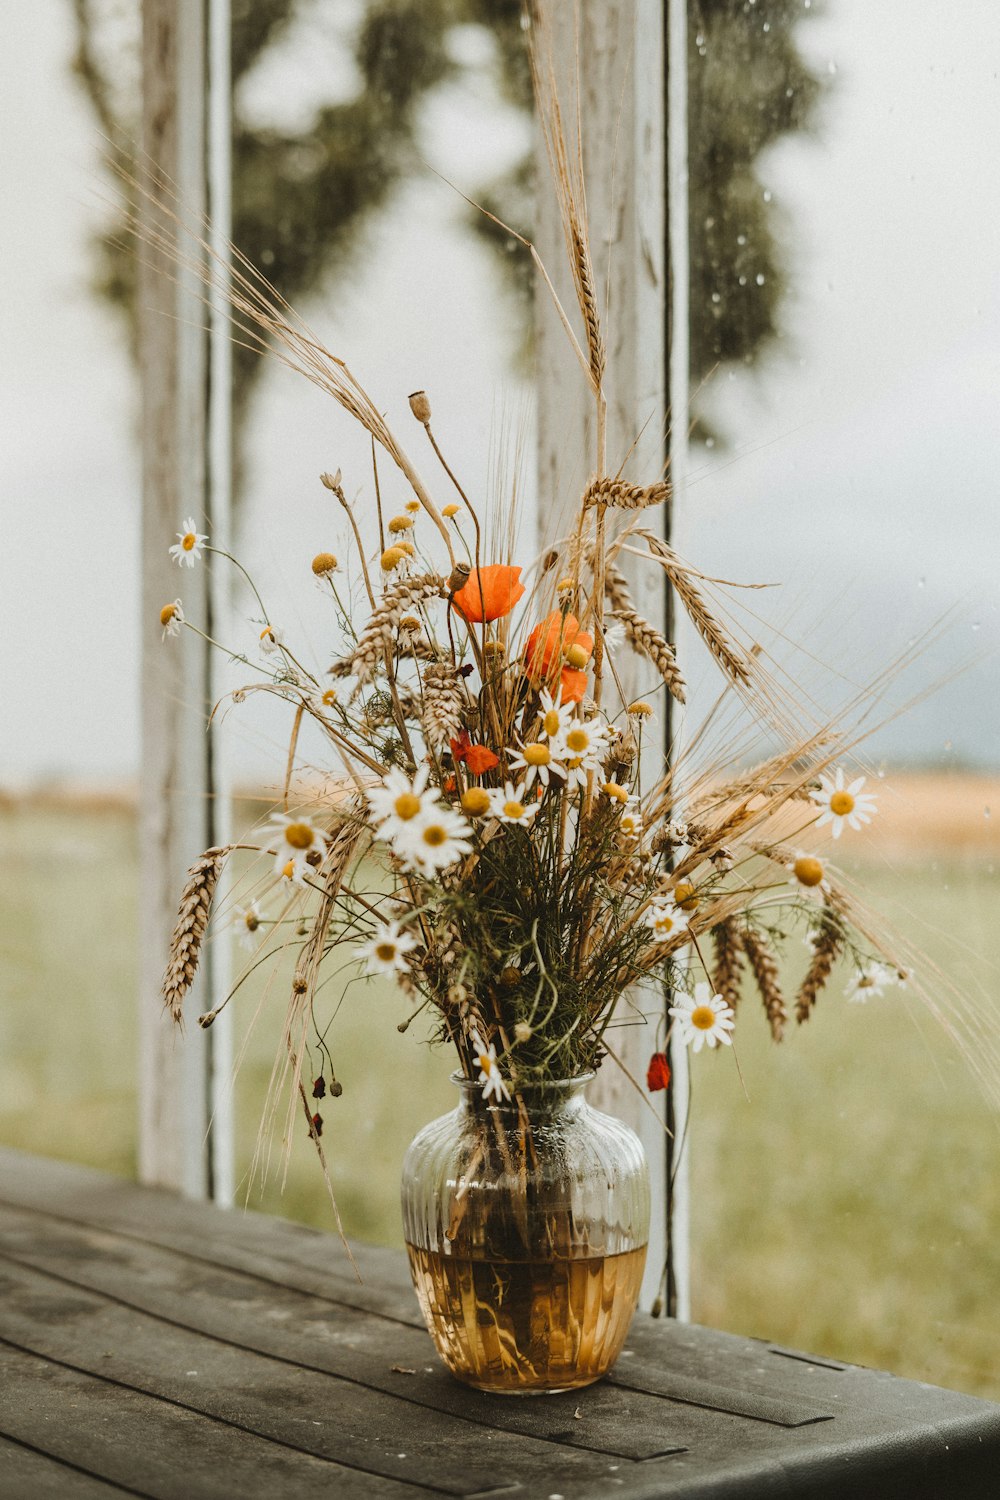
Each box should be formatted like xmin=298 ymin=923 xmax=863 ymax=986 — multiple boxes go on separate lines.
xmin=2 ymin=0 xmax=999 ymax=1398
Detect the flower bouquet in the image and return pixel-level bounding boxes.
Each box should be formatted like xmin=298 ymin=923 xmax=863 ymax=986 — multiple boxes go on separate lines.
xmin=153 ymin=23 xmax=916 ymax=1393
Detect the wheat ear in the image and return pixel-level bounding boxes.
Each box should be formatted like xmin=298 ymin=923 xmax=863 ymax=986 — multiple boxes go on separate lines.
xmin=584 ymin=476 xmax=671 ymax=511
xmin=636 ymin=532 xmax=752 ymax=686
xmin=162 ymin=846 xmax=234 ymax=1022
xmin=712 ymin=922 xmax=745 ymax=1011
xmin=797 ymin=903 xmax=844 ymax=1023
xmin=741 ymin=928 xmax=787 ymax=1042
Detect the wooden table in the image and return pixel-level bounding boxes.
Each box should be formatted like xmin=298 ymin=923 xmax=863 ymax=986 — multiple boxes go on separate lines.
xmin=2 ymin=1148 xmax=998 ymax=1499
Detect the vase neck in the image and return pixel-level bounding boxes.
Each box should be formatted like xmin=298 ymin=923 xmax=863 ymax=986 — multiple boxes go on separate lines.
xmin=453 ymin=1073 xmax=592 ymax=1121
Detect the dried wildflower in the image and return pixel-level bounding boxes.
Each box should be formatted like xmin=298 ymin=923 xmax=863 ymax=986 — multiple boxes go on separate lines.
xmin=160 ymin=599 xmax=184 ymax=639
xmin=381 ymin=546 xmax=406 ymax=572
xmin=460 ymin=787 xmax=491 ymax=817
xmin=602 ymin=781 xmax=629 ymax=803
xmin=311 ymin=552 xmax=338 ymax=575
xmin=259 ymin=624 xmax=283 ymax=655
xmin=673 ymin=882 xmax=699 ymax=912
xmin=556 ymin=576 xmax=575 ymax=594
xmin=442 ymin=502 xmax=461 ymax=519
xmin=628 ymin=701 xmax=654 ymax=719
xmin=389 ymin=515 xmax=414 ymax=534
xmin=792 ymin=853 xmax=826 ymax=888
xmin=312 ymin=1076 xmax=326 ymax=1099
xmin=408 ymin=390 xmax=431 ymax=424
xmin=169 ymin=516 xmax=207 ymax=567
xmin=452 ymin=565 xmax=526 ymax=624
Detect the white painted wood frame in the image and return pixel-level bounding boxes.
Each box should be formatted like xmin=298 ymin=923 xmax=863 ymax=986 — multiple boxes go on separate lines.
xmin=534 ymin=0 xmax=690 ymax=1314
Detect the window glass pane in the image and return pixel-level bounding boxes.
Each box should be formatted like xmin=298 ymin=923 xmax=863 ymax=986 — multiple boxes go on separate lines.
xmin=683 ymin=0 xmax=1000 ymax=1399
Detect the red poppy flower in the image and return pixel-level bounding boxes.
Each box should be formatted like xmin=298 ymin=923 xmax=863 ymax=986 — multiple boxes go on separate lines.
xmin=646 ymin=1053 xmax=671 ymax=1092
xmin=452 ymin=564 xmax=526 ymax=623
xmin=464 ymin=744 xmax=499 ymax=774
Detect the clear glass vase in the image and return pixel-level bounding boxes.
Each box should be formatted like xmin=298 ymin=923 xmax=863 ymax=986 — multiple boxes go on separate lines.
xmin=401 ymin=1073 xmax=650 ymax=1394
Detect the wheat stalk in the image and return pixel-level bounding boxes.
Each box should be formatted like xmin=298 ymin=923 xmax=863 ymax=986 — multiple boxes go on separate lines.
xmin=797 ymin=903 xmax=845 ymax=1023
xmin=162 ymin=846 xmax=234 ymax=1022
xmin=330 ymin=574 xmax=448 ymax=681
xmin=584 ymin=476 xmax=671 ymax=511
xmin=712 ymin=922 xmax=745 ymax=1012
xmin=741 ymin=928 xmax=787 ymax=1041
xmin=421 ymin=663 xmax=466 ymax=750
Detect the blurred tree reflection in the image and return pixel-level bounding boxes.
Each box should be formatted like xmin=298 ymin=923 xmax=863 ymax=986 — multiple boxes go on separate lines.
xmin=70 ymin=0 xmax=822 ymax=460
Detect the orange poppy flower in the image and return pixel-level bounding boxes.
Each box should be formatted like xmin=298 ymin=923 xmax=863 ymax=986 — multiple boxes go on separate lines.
xmin=559 ymin=667 xmax=588 ymax=705
xmin=451 ymin=564 xmax=526 ymax=623
xmin=525 ymin=612 xmax=594 ymax=686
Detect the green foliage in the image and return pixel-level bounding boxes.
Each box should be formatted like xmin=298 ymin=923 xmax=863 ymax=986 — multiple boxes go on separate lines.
xmin=69 ymin=0 xmax=824 ymax=452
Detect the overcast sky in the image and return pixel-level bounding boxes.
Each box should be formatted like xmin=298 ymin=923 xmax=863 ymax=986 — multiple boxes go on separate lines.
xmin=1 ymin=1 xmax=998 ymax=787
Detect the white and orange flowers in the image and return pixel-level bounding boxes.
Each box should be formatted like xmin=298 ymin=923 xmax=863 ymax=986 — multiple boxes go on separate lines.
xmin=360 ymin=919 xmax=418 ymax=976
xmin=264 ymin=813 xmax=328 ymax=884
xmin=259 ymin=624 xmax=284 ymax=656
xmin=845 ymin=963 xmax=904 ymax=1003
xmin=368 ymin=766 xmax=439 ymax=840
xmin=160 ymin=599 xmax=184 ymax=639
xmin=644 ymin=898 xmax=690 ymax=943
xmin=393 ymin=805 xmax=474 ymax=874
xmin=556 ymin=716 xmax=609 ymax=788
xmin=471 ymin=1030 xmax=511 ymax=1104
xmin=811 ymin=768 xmax=878 ymax=838
xmin=507 ymin=741 xmax=567 ymax=789
xmin=669 ymin=984 xmax=735 ymax=1052
xmin=484 ymin=782 xmax=539 ymax=828
xmin=169 ymin=517 xmax=208 ymax=567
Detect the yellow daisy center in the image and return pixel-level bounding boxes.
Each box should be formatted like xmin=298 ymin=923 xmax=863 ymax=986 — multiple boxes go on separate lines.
xmin=260 ymin=626 xmax=274 ymax=642
xmin=690 ymin=1004 xmax=716 ymax=1031
xmin=375 ymin=942 xmax=398 ymax=963
xmin=422 ymin=824 xmax=448 ymax=847
xmin=504 ymin=801 xmax=526 ymax=820
xmin=477 ymin=1051 xmax=491 ymax=1073
xmin=442 ymin=502 xmax=460 ymax=518
xmin=321 ymin=689 xmax=337 ymax=707
xmin=656 ymin=913 xmax=676 ymax=933
xmin=523 ymin=743 xmax=550 ymax=766
xmin=565 ymin=728 xmax=589 ymax=754
xmin=281 ymin=860 xmax=295 ymax=879
xmin=673 ymin=882 xmax=698 ymax=910
xmin=830 ymin=790 xmax=855 ymax=816
xmin=182 ymin=532 xmax=196 ymax=551
xmin=393 ymin=792 xmax=422 ymax=820
xmin=405 ymin=500 xmax=421 ymax=513
xmin=565 ymin=642 xmax=590 ymax=669
xmin=389 ymin=515 xmax=413 ymax=533
xmin=311 ymin=552 xmax=337 ymax=575
xmin=543 ymin=709 xmax=562 ymax=736
xmin=284 ymin=822 xmax=315 ymax=850
xmin=603 ymin=782 xmax=627 ymax=802
xmin=461 ymin=788 xmax=491 ymax=817
xmin=244 ymin=912 xmax=259 ymax=931
xmin=160 ymin=604 xmax=177 ymax=626
xmin=793 ymin=856 xmax=824 ymax=887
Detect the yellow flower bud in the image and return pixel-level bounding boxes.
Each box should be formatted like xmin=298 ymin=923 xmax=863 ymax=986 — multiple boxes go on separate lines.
xmin=460 ymin=787 xmax=491 ymax=817
xmin=388 ymin=515 xmax=413 ymax=534
xmin=602 ymin=781 xmax=628 ymax=803
xmin=673 ymin=881 xmax=699 ymax=911
xmin=381 ymin=546 xmax=405 ymax=572
xmin=311 ymin=552 xmax=338 ymax=576
xmin=565 ymin=642 xmax=591 ymax=670
xmin=442 ymin=502 xmax=461 ymax=519
xmin=628 ymin=700 xmax=654 ymax=718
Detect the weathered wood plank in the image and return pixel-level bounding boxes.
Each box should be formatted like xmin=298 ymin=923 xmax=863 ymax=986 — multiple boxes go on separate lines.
xmin=0 ymin=1258 xmax=644 ymax=1498
xmin=0 ymin=1208 xmax=690 ymax=1464
xmin=0 ymin=1342 xmax=424 ymax=1500
xmin=0 ymin=1434 xmax=138 ymax=1500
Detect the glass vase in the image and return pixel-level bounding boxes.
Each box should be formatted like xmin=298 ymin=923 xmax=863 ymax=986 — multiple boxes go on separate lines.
xmin=401 ymin=1074 xmax=650 ymax=1394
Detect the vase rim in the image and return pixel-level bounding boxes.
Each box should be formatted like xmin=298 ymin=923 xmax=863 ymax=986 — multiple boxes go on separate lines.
xmin=450 ymin=1070 xmax=594 ymax=1095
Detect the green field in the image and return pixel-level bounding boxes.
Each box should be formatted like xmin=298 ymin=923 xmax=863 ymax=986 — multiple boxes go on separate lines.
xmin=2 ymin=798 xmax=999 ymax=1399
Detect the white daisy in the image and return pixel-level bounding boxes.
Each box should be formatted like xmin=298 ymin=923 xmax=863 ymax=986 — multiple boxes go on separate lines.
xmin=234 ymin=901 xmax=264 ymax=952
xmin=392 ymin=805 xmax=474 ymax=874
xmin=259 ymin=624 xmax=285 ymax=656
xmin=619 ymin=801 xmax=643 ymax=841
xmin=471 ymin=1030 xmax=512 ymax=1104
xmin=487 ymin=781 xmax=541 ymax=826
xmin=669 ymin=983 xmax=735 ymax=1052
xmin=507 ymin=741 xmax=567 ymax=789
xmin=169 ymin=517 xmax=208 ymax=567
xmin=367 ymin=765 xmax=439 ymax=841
xmin=359 ymin=918 xmax=418 ymax=976
xmin=644 ymin=898 xmax=690 ymax=943
xmin=537 ymin=689 xmax=574 ymax=744
xmin=263 ymin=813 xmax=328 ymax=884
xmin=811 ymin=768 xmax=878 ymax=838
xmin=160 ymin=599 xmax=184 ymax=639
xmin=845 ymin=962 xmax=904 ymax=1003
xmin=556 ymin=717 xmax=609 ymax=789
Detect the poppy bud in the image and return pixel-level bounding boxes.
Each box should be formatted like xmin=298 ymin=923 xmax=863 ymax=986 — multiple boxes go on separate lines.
xmin=408 ymin=390 xmax=432 ymax=424
xmin=646 ymin=1052 xmax=671 ymax=1092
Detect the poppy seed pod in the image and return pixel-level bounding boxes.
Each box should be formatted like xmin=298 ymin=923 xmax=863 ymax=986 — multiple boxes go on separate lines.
xmin=409 ymin=390 xmax=432 ymax=424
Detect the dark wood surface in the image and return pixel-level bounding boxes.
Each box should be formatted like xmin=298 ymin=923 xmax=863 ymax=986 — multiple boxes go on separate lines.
xmin=1 ymin=1148 xmax=998 ymax=1498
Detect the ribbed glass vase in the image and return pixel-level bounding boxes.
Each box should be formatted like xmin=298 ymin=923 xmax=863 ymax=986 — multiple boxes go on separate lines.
xmin=401 ymin=1074 xmax=650 ymax=1394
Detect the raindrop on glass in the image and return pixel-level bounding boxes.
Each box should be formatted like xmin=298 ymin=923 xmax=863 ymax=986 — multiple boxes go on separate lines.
xmin=706 ymin=437 xmax=716 ymax=448
xmin=827 ymin=60 xmax=838 ymax=75
xmin=763 ymin=21 xmax=771 ymax=31
xmin=972 ymin=621 xmax=982 ymax=631
xmin=917 ymin=576 xmax=926 ymax=589
xmin=756 ymin=273 xmax=766 ymax=286
xmin=737 ymin=233 xmax=748 ymax=245
xmin=711 ymin=292 xmax=721 ymax=303
xmin=763 ymin=189 xmax=772 ymax=203
xmin=738 ymin=275 xmax=747 ymax=286
xmin=695 ymin=31 xmax=705 ymax=45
